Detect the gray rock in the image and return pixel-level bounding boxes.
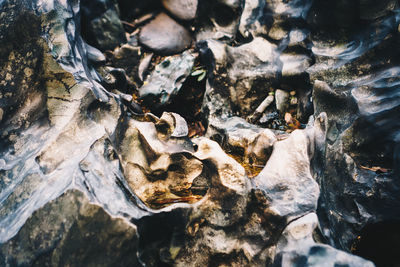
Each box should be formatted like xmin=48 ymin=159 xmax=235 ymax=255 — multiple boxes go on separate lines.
xmin=280 ymin=53 xmax=313 ymax=77
xmin=161 ymin=0 xmax=198 ymax=20
xmin=195 ymin=0 xmax=243 ymax=41
xmin=238 ymin=0 xmax=268 ymax=38
xmin=273 ymin=213 xmax=375 ymax=267
xmin=0 ymin=190 xmax=140 ymax=266
xmin=201 ymin=37 xmax=280 ymax=122
xmin=139 ymin=50 xmax=196 ymax=108
xmin=275 ymin=89 xmax=289 ymax=114
xmin=85 ymin=42 xmax=106 ymax=64
xmin=89 ymin=8 xmax=127 ymax=51
xmin=139 ymin=13 xmax=192 ymax=55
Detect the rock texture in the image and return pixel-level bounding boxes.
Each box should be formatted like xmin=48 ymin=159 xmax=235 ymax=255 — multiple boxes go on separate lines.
xmin=162 ymin=0 xmax=198 ymax=20
xmin=1 ymin=0 xmax=399 ymax=266
xmin=139 ymin=13 xmax=192 ymax=55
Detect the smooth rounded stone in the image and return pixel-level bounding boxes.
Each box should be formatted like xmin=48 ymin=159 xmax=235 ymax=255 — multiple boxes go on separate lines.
xmin=85 ymin=42 xmax=106 ymax=64
xmin=139 ymin=13 xmax=192 ymax=55
xmin=161 ymin=0 xmax=198 ymax=20
xmin=288 ymin=29 xmax=309 ymax=47
xmin=275 ymin=89 xmax=290 ymax=114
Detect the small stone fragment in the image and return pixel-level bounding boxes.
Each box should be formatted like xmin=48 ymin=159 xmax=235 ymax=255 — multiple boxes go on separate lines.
xmin=275 ymin=89 xmax=290 ymax=114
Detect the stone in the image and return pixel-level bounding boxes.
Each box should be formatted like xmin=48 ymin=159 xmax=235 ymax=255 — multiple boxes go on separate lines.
xmin=139 ymin=13 xmax=192 ymax=55
xmin=139 ymin=50 xmax=196 ymax=109
xmin=88 ymin=8 xmax=127 ymax=51
xmin=111 ymin=43 xmax=141 ymax=81
xmin=253 ymin=127 xmax=320 ymax=221
xmin=280 ymin=53 xmax=313 ymax=77
xmin=200 ymin=37 xmax=280 ymax=122
xmin=0 ymin=190 xmax=140 ymax=266
xmin=207 ymin=116 xmax=277 ymax=169
xmin=85 ymin=42 xmax=106 ymax=64
xmin=238 ymin=0 xmax=268 ymax=38
xmin=273 ymin=213 xmax=375 ymax=267
xmin=275 ymin=89 xmax=289 ymax=114
xmin=195 ymin=0 xmax=243 ymax=41
xmin=116 ymin=112 xmax=205 ymax=208
xmin=161 ymin=0 xmax=198 ymax=20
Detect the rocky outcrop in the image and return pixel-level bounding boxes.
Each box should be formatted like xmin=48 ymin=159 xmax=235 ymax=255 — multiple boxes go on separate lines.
xmin=1 ymin=0 xmax=399 ymax=266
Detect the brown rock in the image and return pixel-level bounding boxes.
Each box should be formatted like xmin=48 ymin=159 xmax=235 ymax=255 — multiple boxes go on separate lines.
xmin=139 ymin=13 xmax=192 ymax=55
xmin=161 ymin=0 xmax=198 ymax=20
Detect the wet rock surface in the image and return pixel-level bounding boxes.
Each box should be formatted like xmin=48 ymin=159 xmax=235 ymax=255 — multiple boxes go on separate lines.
xmin=1 ymin=0 xmax=399 ymax=266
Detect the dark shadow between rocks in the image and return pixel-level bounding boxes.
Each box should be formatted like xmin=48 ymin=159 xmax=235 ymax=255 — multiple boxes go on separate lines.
xmin=351 ymin=220 xmax=400 ymax=267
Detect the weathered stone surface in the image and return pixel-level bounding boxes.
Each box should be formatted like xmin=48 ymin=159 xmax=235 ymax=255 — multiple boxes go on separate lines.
xmin=207 ymin=116 xmax=276 ymax=171
xmin=139 ymin=13 xmax=192 ymax=55
xmin=139 ymin=50 xmax=196 ymax=109
xmin=201 ymin=37 xmax=280 ymax=122
xmin=161 ymin=0 xmax=198 ymax=20
xmin=81 ymin=0 xmax=127 ymax=51
xmin=0 ymin=190 xmax=140 ymax=267
xmin=195 ymin=0 xmax=243 ymax=41
xmin=275 ymin=89 xmax=289 ymax=115
xmin=273 ymin=213 xmax=375 ymax=267
xmin=2 ymin=0 xmax=400 ymax=266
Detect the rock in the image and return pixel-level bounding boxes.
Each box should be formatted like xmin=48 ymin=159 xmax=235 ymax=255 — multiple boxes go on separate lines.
xmin=268 ymin=21 xmax=289 ymax=41
xmin=275 ymin=89 xmax=289 ymax=114
xmin=201 ymin=37 xmax=280 ymax=122
xmin=207 ymin=116 xmax=277 ymax=169
xmin=280 ymin=53 xmax=313 ymax=78
xmin=161 ymin=0 xmax=198 ymax=20
xmin=85 ymin=42 xmax=106 ymax=64
xmin=86 ymin=7 xmax=127 ymax=51
xmin=111 ymin=43 xmax=141 ymax=81
xmin=238 ymin=0 xmax=268 ymax=38
xmin=138 ymin=53 xmax=153 ymax=81
xmin=0 ymin=190 xmax=140 ymax=266
xmin=288 ymin=29 xmax=309 ymax=47
xmin=139 ymin=50 xmax=196 ymax=109
xmin=253 ymin=127 xmax=320 ymax=221
xmin=116 ymin=113 xmax=205 ymax=208
xmin=273 ymin=213 xmax=375 ymax=267
xmin=195 ymin=0 xmax=243 ymax=41
xmin=139 ymin=13 xmax=192 ymax=55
